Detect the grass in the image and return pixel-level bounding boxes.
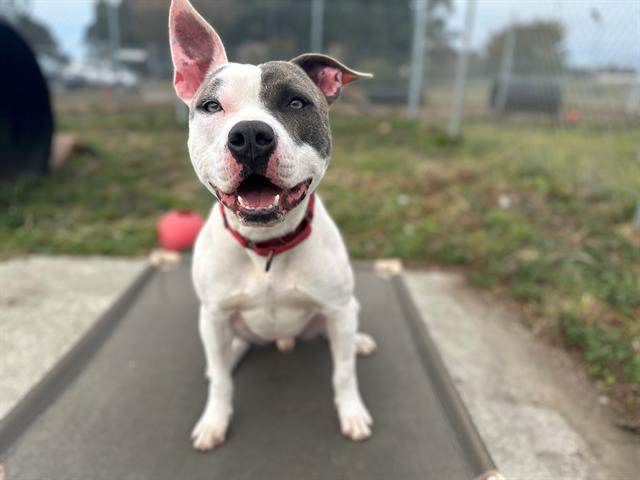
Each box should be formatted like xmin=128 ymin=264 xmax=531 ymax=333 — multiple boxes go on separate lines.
xmin=1 ymin=107 xmax=638 ymax=419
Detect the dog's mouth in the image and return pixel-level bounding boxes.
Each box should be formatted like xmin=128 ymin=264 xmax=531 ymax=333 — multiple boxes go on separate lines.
xmin=214 ymin=174 xmax=312 ymax=225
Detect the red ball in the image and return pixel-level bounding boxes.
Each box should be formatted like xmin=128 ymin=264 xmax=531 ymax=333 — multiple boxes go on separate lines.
xmin=157 ymin=210 xmax=205 ymax=251
xmin=566 ymin=108 xmax=581 ymax=124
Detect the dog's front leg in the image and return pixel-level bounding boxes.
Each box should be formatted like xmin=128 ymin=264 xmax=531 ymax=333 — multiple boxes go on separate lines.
xmin=325 ymin=297 xmax=373 ymax=441
xmin=191 ymin=304 xmax=234 ymax=451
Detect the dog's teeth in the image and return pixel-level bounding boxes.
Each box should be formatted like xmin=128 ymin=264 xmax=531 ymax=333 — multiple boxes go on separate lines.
xmin=274 ymin=194 xmax=280 ymax=206
xmin=238 ymin=196 xmax=246 ymax=206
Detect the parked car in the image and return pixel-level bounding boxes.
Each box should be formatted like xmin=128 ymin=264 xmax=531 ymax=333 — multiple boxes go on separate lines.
xmin=61 ymin=58 xmax=140 ymax=90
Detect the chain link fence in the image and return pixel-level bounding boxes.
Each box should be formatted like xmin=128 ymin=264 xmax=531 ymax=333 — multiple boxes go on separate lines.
xmin=6 ymin=0 xmax=637 ymax=130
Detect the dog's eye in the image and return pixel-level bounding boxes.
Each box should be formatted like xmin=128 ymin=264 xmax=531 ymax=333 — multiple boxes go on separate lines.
xmin=288 ymin=98 xmax=306 ymax=110
xmin=202 ymin=100 xmax=222 ymax=113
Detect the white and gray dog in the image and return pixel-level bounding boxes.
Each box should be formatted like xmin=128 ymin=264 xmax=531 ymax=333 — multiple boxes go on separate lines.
xmin=169 ymin=0 xmax=376 ymax=451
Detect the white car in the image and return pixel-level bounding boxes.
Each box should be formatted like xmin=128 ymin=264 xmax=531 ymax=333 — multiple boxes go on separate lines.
xmin=62 ymin=58 xmax=140 ymax=90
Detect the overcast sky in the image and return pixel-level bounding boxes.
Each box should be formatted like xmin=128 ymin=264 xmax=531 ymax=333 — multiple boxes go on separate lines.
xmin=26 ymin=0 xmax=640 ymax=68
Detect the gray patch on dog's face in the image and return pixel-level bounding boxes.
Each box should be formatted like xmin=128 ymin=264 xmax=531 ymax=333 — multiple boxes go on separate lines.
xmin=259 ymin=61 xmax=332 ymax=159
xmin=196 ymin=77 xmax=223 ymax=103
xmin=191 ymin=72 xmax=224 ymax=117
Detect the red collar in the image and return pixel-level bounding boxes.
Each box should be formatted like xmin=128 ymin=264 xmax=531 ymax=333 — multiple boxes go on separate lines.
xmin=221 ymin=193 xmax=315 ymax=262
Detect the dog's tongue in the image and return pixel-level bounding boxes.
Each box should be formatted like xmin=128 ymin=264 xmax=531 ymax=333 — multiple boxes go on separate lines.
xmin=241 ymin=189 xmax=277 ymax=208
xmin=237 ymin=175 xmax=281 ymax=208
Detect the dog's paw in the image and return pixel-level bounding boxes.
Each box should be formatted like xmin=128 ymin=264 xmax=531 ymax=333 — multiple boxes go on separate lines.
xmin=355 ymin=332 xmax=377 ymax=356
xmin=276 ymin=337 xmax=296 ymax=353
xmin=191 ymin=409 xmax=232 ymax=451
xmin=337 ymin=400 xmax=373 ymax=442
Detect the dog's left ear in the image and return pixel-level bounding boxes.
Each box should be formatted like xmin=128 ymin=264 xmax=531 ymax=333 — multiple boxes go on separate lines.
xmin=290 ymin=53 xmax=372 ymax=105
xmin=169 ymin=0 xmax=228 ymax=103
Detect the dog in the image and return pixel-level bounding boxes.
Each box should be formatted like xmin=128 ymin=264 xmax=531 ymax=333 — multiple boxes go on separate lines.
xmin=169 ymin=0 xmax=376 ymax=451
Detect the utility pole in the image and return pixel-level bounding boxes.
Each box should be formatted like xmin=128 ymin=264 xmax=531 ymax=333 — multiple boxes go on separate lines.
xmin=310 ymin=0 xmax=324 ymax=52
xmin=631 ymin=71 xmax=640 ymax=228
xmin=106 ymin=0 xmax=122 ymax=109
xmin=106 ymin=0 xmax=121 ymax=66
xmin=495 ymin=15 xmax=517 ymax=112
xmin=408 ymin=0 xmax=429 ymax=119
xmin=447 ymin=0 xmax=476 ymax=139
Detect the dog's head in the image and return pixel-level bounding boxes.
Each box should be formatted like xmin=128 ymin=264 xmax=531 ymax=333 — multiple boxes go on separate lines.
xmin=169 ymin=0 xmax=371 ymax=226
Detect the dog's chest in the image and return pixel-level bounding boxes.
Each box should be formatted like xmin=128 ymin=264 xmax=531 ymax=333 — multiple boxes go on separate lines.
xmin=221 ymin=271 xmax=321 ymax=341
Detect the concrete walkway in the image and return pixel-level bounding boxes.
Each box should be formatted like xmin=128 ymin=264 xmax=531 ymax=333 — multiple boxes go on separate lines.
xmin=0 ymin=256 xmax=146 ymax=420
xmin=404 ymin=271 xmax=639 ymax=480
xmin=1 ymin=256 xmax=638 ymax=478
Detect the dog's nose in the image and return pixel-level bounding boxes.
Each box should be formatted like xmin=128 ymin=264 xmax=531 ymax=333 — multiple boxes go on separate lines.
xmin=227 ymin=121 xmax=276 ymax=166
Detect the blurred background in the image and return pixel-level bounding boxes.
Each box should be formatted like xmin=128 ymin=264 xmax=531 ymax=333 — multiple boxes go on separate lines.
xmin=0 ymin=0 xmax=638 ymax=426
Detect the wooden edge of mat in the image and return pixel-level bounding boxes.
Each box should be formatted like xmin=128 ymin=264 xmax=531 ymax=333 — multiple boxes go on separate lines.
xmin=0 ymin=265 xmax=156 ymax=456
xmin=390 ymin=272 xmax=499 ymax=478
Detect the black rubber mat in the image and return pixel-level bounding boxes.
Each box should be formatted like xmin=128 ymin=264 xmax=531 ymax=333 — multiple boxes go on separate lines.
xmin=0 ymin=262 xmax=496 ymax=479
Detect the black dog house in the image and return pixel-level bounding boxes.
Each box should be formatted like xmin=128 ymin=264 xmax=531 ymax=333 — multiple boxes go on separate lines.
xmin=490 ymin=75 xmax=562 ymax=114
xmin=0 ymin=20 xmax=54 ymax=179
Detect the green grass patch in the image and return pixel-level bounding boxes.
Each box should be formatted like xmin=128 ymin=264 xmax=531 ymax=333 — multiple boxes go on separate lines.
xmin=560 ymin=313 xmax=640 ymax=385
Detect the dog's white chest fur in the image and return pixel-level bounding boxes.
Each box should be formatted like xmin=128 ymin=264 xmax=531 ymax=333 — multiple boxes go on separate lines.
xmin=193 ymin=199 xmax=348 ymax=343
xmin=224 ymin=272 xmax=320 ymax=341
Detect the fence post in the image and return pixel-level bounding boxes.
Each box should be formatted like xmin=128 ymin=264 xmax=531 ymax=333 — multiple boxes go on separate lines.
xmin=447 ymin=0 xmax=476 ymax=139
xmin=106 ymin=0 xmax=122 ymax=110
xmin=310 ymin=0 xmax=325 ymax=52
xmin=495 ymin=16 xmax=517 ymax=113
xmin=408 ymin=0 xmax=429 ymax=119
xmin=626 ymin=69 xmax=640 ymax=113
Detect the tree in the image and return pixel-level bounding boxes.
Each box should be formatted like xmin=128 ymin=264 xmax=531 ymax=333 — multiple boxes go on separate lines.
xmin=85 ymin=0 xmax=239 ymax=72
xmin=485 ymin=20 xmax=566 ymax=75
xmin=85 ymin=0 xmax=240 ymax=51
xmin=12 ymin=13 xmax=63 ymax=60
xmin=84 ymin=0 xmax=110 ymax=54
xmin=323 ymin=0 xmax=452 ymax=65
xmin=83 ymin=0 xmax=454 ymax=74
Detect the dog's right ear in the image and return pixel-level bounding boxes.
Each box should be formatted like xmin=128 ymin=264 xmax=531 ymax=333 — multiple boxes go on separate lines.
xmin=169 ymin=0 xmax=227 ymax=103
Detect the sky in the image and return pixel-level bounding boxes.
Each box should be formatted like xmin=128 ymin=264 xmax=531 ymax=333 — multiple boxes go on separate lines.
xmin=449 ymin=0 xmax=640 ymax=68
xmin=21 ymin=0 xmax=640 ymax=69
xmin=29 ymin=0 xmax=94 ymax=55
